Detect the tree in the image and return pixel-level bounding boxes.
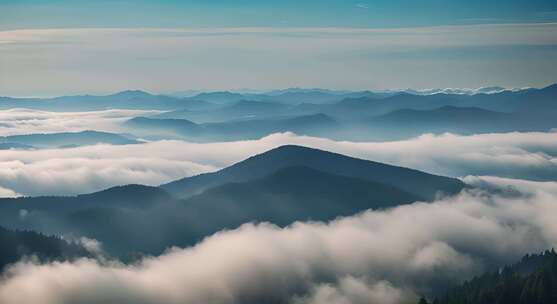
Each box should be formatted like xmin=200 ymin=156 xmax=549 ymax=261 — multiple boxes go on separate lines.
xmin=418 ymin=296 xmax=429 ymax=304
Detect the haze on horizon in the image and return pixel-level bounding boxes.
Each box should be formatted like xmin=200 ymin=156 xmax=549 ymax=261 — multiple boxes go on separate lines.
xmin=1 ymin=0 xmax=557 ymax=96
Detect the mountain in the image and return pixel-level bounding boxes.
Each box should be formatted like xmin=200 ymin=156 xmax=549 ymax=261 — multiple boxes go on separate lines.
xmin=365 ymin=106 xmax=513 ymax=138
xmin=285 ymin=83 xmax=557 ymax=122
xmin=0 ymin=142 xmax=36 ymax=150
xmin=189 ymin=91 xmax=246 ymax=104
xmin=126 ymin=114 xmax=339 ymax=141
xmin=0 ymin=226 xmax=88 ymax=270
xmin=0 ymin=130 xmax=140 ymax=148
xmin=0 ymin=184 xmax=176 ymax=255
xmin=2 ymin=85 xmax=554 ymax=123
xmin=110 ymin=90 xmax=153 ymax=99
xmin=126 ymin=117 xmax=202 ymax=139
xmin=374 ymin=105 xmax=510 ymax=123
xmin=183 ymin=166 xmax=421 ymax=227
xmin=514 ymin=83 xmax=557 ymax=115
xmin=199 ymin=113 xmax=339 ymax=140
xmin=431 ymin=250 xmax=557 ymax=304
xmin=0 ymin=184 xmax=172 ymax=214
xmin=153 ymin=100 xmax=292 ymax=123
xmin=250 ymin=90 xmax=382 ymax=105
xmin=0 ymin=164 xmax=427 ymax=256
xmin=0 ymin=91 xmax=212 ymax=111
xmin=0 ymin=146 xmax=465 ymax=256
xmin=265 ymin=88 xmax=352 ymax=96
xmin=186 ymin=89 xmax=382 ymax=106
xmin=362 ymin=105 xmax=557 ymax=138
xmin=162 ymin=145 xmax=465 ymax=200
xmin=401 ymin=86 xmax=509 ymax=96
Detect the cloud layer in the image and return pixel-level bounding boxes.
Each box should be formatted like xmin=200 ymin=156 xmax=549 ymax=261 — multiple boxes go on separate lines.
xmin=0 ymin=108 xmax=158 ymax=136
xmin=0 ymin=177 xmax=555 ymax=303
xmin=2 ymin=24 xmax=557 ymax=96
xmin=0 ymin=130 xmax=556 ymax=196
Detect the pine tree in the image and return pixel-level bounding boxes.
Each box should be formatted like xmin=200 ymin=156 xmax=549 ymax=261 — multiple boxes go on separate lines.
xmin=418 ymin=296 xmax=429 ymax=304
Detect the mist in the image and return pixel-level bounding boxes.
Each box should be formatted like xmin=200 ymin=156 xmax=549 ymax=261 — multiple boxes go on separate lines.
xmin=0 ymin=131 xmax=556 ymax=196
xmin=0 ymin=109 xmax=158 ymax=136
xmin=0 ymin=177 xmax=555 ymax=303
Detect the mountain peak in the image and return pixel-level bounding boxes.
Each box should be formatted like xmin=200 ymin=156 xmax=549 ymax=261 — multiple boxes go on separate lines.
xmin=260 ymin=144 xmax=318 ymax=154
xmin=112 ymin=90 xmax=153 ymax=98
xmin=162 ymin=145 xmax=464 ymax=200
xmin=541 ymin=83 xmax=557 ymax=91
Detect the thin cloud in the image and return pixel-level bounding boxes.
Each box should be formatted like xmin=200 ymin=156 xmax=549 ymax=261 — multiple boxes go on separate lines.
xmin=2 ymin=23 xmax=557 ymax=95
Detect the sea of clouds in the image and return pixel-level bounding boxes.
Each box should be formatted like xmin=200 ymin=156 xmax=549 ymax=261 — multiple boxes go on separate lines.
xmin=0 ymin=130 xmax=555 ymax=196
xmin=0 ymin=108 xmax=555 ymax=304
xmin=0 ymin=177 xmax=555 ymax=303
xmin=0 ymin=108 xmax=159 ymax=136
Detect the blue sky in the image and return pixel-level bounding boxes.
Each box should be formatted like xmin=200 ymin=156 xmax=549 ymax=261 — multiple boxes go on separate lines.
xmin=1 ymin=0 xmax=557 ymax=29
xmin=1 ymin=1 xmax=556 ymax=96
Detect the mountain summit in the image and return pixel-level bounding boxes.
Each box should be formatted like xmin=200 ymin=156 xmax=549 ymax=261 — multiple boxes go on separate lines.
xmin=162 ymin=145 xmax=465 ymax=200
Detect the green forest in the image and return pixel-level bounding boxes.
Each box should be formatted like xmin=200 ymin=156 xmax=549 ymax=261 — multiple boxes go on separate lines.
xmin=418 ymin=250 xmax=557 ymax=304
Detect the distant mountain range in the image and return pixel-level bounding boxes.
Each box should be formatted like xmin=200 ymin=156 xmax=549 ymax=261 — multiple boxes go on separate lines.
xmin=2 ymin=84 xmax=554 ymax=114
xmin=152 ymin=100 xmax=292 ymax=123
xmin=1 ymin=83 xmax=555 ymax=144
xmin=0 ymin=90 xmax=213 ymax=111
xmin=0 ymin=145 xmax=465 ymax=255
xmin=362 ymin=106 xmax=556 ymax=139
xmin=126 ymin=113 xmax=338 ymax=141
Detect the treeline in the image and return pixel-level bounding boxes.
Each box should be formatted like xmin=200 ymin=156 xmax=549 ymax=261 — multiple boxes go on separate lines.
xmin=0 ymin=226 xmax=88 ymax=271
xmin=419 ymin=249 xmax=557 ymax=304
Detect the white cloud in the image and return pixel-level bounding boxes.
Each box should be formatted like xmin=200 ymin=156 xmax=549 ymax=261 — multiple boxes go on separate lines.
xmin=463 ymin=175 xmax=557 ymax=196
xmin=0 ymin=131 xmax=556 ymax=196
xmin=77 ymin=237 xmax=104 ymax=257
xmin=296 ymin=277 xmax=416 ymax=304
xmin=0 ymin=177 xmax=555 ymax=303
xmin=0 ymin=185 xmax=18 ymax=198
xmin=0 ymin=108 xmax=159 ymax=136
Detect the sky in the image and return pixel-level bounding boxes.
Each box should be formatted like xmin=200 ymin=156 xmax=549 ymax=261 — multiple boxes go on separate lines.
xmin=1 ymin=0 xmax=557 ymax=96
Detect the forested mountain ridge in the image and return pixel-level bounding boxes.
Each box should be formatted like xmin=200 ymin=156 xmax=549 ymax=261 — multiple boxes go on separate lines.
xmin=420 ymin=250 xmax=557 ymax=304
xmin=162 ymin=145 xmax=465 ymax=200
xmin=0 ymin=226 xmax=89 ymax=271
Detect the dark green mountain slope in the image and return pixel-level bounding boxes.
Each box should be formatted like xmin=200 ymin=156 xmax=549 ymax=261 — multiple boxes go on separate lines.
xmin=0 ymin=147 xmax=456 ymax=256
xmin=162 ymin=145 xmax=465 ymax=200
xmin=0 ymin=226 xmax=88 ymax=271
xmin=183 ymin=166 xmax=421 ymax=227
xmin=431 ymin=250 xmax=557 ymax=304
xmin=0 ymin=185 xmax=176 ymax=255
